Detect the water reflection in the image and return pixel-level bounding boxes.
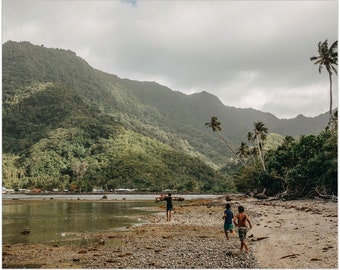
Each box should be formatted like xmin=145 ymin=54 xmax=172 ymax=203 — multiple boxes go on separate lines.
xmin=2 ymin=200 xmax=157 ymax=246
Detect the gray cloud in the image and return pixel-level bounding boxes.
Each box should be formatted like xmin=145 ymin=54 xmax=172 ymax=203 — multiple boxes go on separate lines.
xmin=2 ymin=0 xmax=338 ymax=118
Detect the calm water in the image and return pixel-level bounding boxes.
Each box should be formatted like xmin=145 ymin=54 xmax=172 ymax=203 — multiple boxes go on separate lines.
xmin=2 ymin=200 xmax=158 ymax=246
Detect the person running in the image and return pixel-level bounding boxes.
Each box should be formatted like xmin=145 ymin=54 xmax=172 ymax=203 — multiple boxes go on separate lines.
xmin=164 ymin=193 xmax=173 ymax=221
xmin=223 ymin=203 xmax=235 ymax=240
xmin=233 ymin=205 xmax=252 ymax=252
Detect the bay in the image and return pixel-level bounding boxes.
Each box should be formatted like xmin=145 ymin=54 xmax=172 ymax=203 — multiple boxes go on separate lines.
xmin=2 ymin=199 xmax=158 ymax=246
xmin=2 ymin=194 xmax=220 ymax=246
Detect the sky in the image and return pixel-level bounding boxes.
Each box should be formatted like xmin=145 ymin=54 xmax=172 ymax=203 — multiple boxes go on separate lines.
xmin=2 ymin=0 xmax=338 ymax=119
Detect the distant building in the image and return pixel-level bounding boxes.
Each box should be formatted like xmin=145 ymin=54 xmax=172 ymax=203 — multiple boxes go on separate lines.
xmin=163 ymin=189 xmax=177 ymax=193
xmin=93 ymin=187 xmax=105 ymax=193
xmin=114 ymin=188 xmax=137 ymax=193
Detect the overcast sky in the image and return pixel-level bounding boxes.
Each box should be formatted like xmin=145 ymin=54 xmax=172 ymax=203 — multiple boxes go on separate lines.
xmin=2 ymin=0 xmax=338 ymax=119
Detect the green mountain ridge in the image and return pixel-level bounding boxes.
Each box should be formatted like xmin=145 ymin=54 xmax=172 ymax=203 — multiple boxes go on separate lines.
xmin=2 ymin=41 xmax=331 ymax=192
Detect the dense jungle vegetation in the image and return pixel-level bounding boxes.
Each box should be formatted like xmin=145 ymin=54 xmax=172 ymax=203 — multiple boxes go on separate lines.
xmin=235 ymin=121 xmax=337 ymax=197
xmin=2 ymin=41 xmax=337 ymax=196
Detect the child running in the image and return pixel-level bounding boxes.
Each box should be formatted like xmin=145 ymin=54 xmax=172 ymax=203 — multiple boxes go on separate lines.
xmin=233 ymin=205 xmax=252 ymax=252
xmin=222 ymin=203 xmax=235 ymax=240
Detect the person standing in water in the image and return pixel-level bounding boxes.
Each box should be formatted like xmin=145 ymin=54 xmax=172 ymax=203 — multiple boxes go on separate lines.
xmin=164 ymin=193 xmax=173 ymax=221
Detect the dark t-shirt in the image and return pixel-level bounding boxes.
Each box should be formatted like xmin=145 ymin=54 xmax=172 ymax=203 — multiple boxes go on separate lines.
xmin=165 ymin=196 xmax=173 ymax=209
xmin=224 ymin=209 xmax=234 ymax=224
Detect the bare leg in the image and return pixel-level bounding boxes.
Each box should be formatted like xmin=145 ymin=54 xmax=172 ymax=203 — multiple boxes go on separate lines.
xmin=224 ymin=230 xmax=229 ymax=240
xmin=244 ymin=241 xmax=249 ymax=252
xmin=240 ymin=240 xmax=249 ymax=252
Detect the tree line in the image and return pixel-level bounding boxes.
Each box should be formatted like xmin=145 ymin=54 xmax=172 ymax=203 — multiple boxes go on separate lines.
xmin=206 ymin=114 xmax=337 ymax=198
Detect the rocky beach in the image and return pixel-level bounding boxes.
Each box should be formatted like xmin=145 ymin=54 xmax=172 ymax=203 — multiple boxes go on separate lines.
xmin=2 ymin=195 xmax=338 ymax=269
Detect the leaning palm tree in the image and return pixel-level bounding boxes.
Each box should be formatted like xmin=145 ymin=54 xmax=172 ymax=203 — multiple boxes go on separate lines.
xmin=253 ymin=121 xmax=268 ymax=171
xmin=310 ymin=40 xmax=338 ymax=125
xmin=205 ymin=116 xmax=246 ymax=167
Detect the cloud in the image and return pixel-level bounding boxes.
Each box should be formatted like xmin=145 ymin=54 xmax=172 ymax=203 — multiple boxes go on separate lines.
xmin=2 ymin=0 xmax=338 ymax=119
xmin=120 ymin=0 xmax=138 ymax=6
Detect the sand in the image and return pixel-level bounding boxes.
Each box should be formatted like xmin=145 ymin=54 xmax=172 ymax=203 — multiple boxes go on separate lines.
xmin=2 ymin=195 xmax=338 ymax=269
xmin=248 ymin=199 xmax=338 ymax=268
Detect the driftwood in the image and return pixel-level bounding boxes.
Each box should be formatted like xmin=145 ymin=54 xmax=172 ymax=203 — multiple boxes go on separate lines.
xmin=280 ymin=254 xmax=300 ymax=259
xmin=276 ymin=184 xmax=338 ymax=202
xmin=314 ymin=187 xmax=337 ymax=202
xmin=248 ymin=234 xmax=269 ymax=242
xmin=276 ymin=185 xmax=304 ymax=201
xmin=155 ymin=195 xmax=185 ymax=202
xmin=254 ymin=236 xmax=269 ymax=241
xmin=254 ymin=188 xmax=268 ymax=200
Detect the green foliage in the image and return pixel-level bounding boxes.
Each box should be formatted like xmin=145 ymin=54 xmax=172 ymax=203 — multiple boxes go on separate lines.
xmin=284 ymin=131 xmax=337 ymax=195
xmin=3 ymin=125 xmax=230 ymax=192
xmin=235 ymin=125 xmax=337 ymax=197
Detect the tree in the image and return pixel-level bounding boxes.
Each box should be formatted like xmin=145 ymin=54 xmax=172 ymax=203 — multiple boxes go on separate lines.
xmin=310 ymin=40 xmax=338 ymax=125
xmin=71 ymin=161 xmax=89 ymax=192
xmin=205 ymin=116 xmax=246 ymax=167
xmin=236 ymin=142 xmax=250 ymax=165
xmin=253 ymin=122 xmax=268 ymax=171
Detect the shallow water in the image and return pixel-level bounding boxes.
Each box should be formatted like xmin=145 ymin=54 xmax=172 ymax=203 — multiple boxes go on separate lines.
xmin=2 ymin=200 xmax=158 ymax=246
xmin=2 ymin=193 xmax=219 ymax=201
xmin=2 ymin=194 xmax=221 ymax=246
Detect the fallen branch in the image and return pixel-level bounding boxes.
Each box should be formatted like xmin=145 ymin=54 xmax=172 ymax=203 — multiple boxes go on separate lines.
xmin=254 ymin=188 xmax=268 ymax=200
xmin=280 ymin=254 xmax=300 ymax=259
xmin=250 ymin=236 xmax=269 ymax=242
xmin=315 ymin=187 xmax=337 ymax=202
xmin=255 ymin=236 xmax=269 ymax=241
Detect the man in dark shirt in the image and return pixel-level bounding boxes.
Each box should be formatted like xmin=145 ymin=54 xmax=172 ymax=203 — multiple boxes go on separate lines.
xmin=164 ymin=193 xmax=173 ymax=221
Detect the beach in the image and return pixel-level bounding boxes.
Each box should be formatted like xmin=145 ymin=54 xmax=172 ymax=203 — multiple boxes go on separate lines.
xmin=2 ymin=195 xmax=337 ymax=269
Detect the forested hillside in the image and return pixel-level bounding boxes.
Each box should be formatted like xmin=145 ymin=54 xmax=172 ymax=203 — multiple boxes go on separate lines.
xmin=2 ymin=41 xmax=333 ymax=193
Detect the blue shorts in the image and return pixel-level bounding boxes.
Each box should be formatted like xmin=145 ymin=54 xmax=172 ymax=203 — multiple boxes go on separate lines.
xmin=224 ymin=223 xmax=234 ymax=231
xmin=167 ymin=207 xmax=173 ymax=211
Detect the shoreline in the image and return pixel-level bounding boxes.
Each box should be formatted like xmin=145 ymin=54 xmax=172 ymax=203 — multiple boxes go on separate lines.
xmin=2 ymin=196 xmax=337 ymax=269
xmin=1 ymin=193 xmax=224 ymax=202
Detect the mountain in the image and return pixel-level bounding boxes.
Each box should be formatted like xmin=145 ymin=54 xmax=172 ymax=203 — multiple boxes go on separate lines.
xmin=2 ymin=41 xmax=330 ymax=192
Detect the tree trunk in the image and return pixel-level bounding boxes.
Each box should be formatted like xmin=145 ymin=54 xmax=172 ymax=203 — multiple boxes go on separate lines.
xmin=218 ymin=134 xmax=246 ymax=167
xmin=329 ymin=73 xmax=333 ymax=126
xmin=255 ymin=134 xmax=266 ymax=171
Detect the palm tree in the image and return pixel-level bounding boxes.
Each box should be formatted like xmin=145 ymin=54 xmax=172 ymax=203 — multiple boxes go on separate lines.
xmin=310 ymin=40 xmax=338 ymax=125
xmin=283 ymin=135 xmax=295 ymax=146
xmin=253 ymin=121 xmax=268 ymax=171
xmin=205 ymin=116 xmax=246 ymax=167
xmin=236 ymin=141 xmax=250 ymax=165
xmin=247 ymin=132 xmax=254 ymax=145
xmin=205 ymin=116 xmax=222 ymax=132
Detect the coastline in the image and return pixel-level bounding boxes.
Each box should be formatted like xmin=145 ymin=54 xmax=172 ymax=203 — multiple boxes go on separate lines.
xmin=2 ymin=196 xmax=337 ymax=269
xmin=1 ymin=193 xmax=221 ymax=201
